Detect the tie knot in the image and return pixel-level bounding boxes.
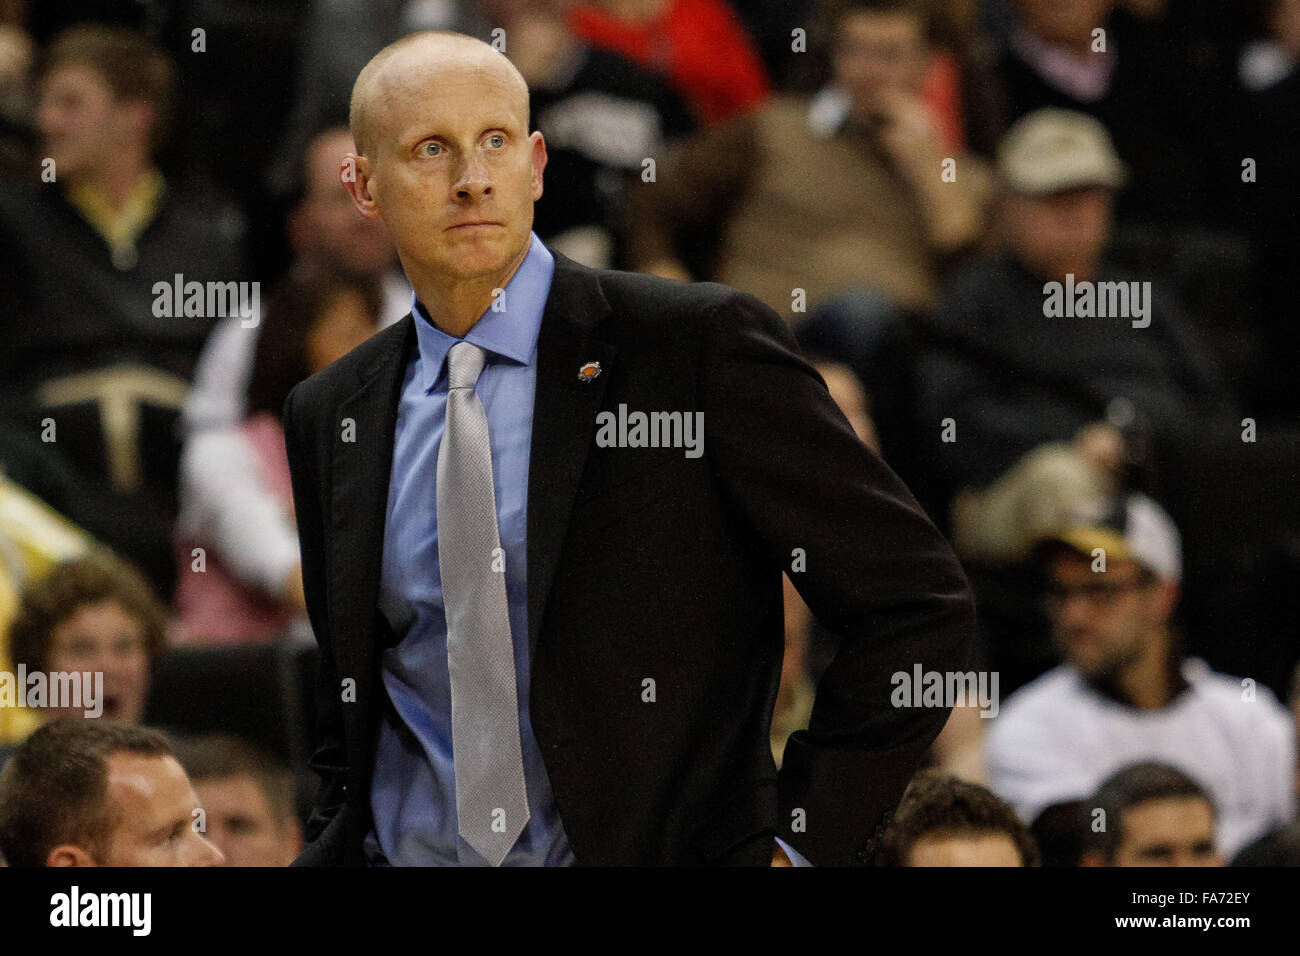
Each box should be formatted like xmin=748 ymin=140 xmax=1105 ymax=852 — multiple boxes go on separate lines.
xmin=447 ymin=341 xmax=487 ymax=390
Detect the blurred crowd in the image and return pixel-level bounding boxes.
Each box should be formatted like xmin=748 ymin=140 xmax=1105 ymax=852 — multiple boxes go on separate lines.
xmin=0 ymin=0 xmax=1297 ymax=866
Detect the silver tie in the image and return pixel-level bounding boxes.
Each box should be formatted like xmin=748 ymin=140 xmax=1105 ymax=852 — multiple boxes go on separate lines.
xmin=438 ymin=341 xmax=530 ymax=866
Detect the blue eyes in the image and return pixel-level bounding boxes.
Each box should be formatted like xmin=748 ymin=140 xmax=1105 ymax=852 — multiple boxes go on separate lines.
xmin=421 ymin=135 xmax=505 ymax=156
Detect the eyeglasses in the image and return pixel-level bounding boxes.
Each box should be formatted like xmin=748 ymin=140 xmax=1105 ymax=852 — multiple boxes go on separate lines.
xmin=1042 ymin=576 xmax=1151 ymax=611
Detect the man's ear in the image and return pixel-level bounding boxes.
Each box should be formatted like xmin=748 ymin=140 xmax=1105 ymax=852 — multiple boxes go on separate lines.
xmin=341 ymin=153 xmax=381 ymax=220
xmin=46 ymin=844 xmax=98 ymax=867
xmin=529 ymin=130 xmax=547 ymax=202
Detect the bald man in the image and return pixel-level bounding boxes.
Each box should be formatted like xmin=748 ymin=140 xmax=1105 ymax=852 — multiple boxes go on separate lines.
xmin=283 ymin=30 xmax=973 ymax=867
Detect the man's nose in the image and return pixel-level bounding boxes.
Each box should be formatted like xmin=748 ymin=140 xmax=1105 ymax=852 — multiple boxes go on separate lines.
xmin=453 ymin=153 xmax=492 ymax=198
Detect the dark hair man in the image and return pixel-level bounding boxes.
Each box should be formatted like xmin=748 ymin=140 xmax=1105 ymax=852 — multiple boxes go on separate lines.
xmin=177 ymin=734 xmax=303 ymax=867
xmin=0 ymin=719 xmax=224 ymax=866
xmin=1081 ymin=761 xmax=1222 ymax=867
xmin=874 ymin=770 xmax=1039 ymax=866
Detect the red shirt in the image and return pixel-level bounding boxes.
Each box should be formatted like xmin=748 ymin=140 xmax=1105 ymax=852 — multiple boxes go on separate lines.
xmin=569 ymin=0 xmax=770 ymax=123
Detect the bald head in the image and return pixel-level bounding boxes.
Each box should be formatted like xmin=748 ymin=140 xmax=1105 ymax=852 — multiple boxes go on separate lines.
xmin=350 ymin=31 xmax=531 ymax=157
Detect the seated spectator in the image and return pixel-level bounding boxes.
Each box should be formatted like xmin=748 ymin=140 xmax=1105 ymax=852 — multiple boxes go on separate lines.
xmin=626 ymin=0 xmax=990 ymax=318
xmin=1080 ymin=762 xmax=1222 ymax=867
xmin=0 ymin=718 xmax=223 ymax=866
xmin=567 ymin=0 xmax=770 ymax=124
xmin=0 ymin=24 xmax=248 ymax=595
xmin=184 ymin=125 xmax=409 ymax=437
xmin=172 ymin=271 xmax=383 ymax=645
xmin=501 ymin=0 xmax=698 ymax=271
xmin=5 ymin=552 xmax=166 ymax=746
xmin=176 ymin=734 xmax=303 ymax=867
xmin=874 ymin=769 xmax=1039 ymax=866
xmin=985 ymin=494 xmax=1295 ymax=857
xmin=0 ymin=24 xmax=245 ymax=397
xmin=913 ymin=109 xmax=1228 ymax=501
xmin=994 ymin=0 xmax=1227 ymax=225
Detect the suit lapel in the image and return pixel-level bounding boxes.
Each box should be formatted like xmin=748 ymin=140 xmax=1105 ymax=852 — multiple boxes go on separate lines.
xmin=527 ymin=251 xmax=614 ymax=662
xmin=328 ymin=316 xmax=415 ymax=681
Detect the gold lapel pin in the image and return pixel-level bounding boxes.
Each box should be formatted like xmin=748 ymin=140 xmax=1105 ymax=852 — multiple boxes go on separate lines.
xmin=577 ymin=361 xmax=602 ymax=383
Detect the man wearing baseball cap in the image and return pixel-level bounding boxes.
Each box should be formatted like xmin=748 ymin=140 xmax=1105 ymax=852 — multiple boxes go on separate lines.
xmin=913 ymin=108 xmax=1226 ymax=499
xmin=984 ymin=492 xmax=1295 ymax=857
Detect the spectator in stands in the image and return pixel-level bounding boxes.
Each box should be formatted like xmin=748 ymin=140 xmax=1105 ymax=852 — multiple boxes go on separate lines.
xmin=185 ymin=125 xmax=409 ymax=436
xmin=566 ymin=0 xmax=770 ymax=123
xmin=6 ymin=552 xmax=166 ymax=739
xmin=0 ymin=25 xmax=249 ymax=595
xmin=173 ymin=271 xmax=383 ymax=645
xmin=1080 ymin=762 xmax=1223 ymax=867
xmin=913 ymin=109 xmax=1227 ymax=502
xmin=496 ymin=0 xmax=698 ymax=271
xmin=874 ymin=769 xmax=1039 ymax=865
xmin=994 ymin=0 xmax=1227 ymax=225
xmin=177 ymin=734 xmax=303 ymax=867
xmin=0 ymin=718 xmax=223 ymax=866
xmin=626 ymin=0 xmax=990 ymax=319
xmin=985 ymin=494 xmax=1295 ymax=858
xmin=0 ymin=24 xmax=245 ymax=398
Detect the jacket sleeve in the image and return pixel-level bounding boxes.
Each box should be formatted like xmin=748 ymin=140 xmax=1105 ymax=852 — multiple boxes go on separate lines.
xmin=699 ymin=289 xmax=975 ymax=866
xmin=282 ymin=383 xmax=350 ymax=857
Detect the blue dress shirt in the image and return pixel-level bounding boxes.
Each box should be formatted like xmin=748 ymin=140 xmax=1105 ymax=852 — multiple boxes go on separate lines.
xmin=364 ymin=231 xmax=574 ymax=865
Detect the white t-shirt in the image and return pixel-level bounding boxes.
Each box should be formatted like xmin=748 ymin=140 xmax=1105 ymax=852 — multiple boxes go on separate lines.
xmin=985 ymin=658 xmax=1296 ymax=858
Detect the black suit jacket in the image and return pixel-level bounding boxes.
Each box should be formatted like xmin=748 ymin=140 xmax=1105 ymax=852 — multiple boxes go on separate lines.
xmin=282 ymin=248 xmax=974 ymax=866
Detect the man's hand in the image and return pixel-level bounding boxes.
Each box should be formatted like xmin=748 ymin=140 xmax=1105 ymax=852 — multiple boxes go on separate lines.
xmin=771 ymin=841 xmax=793 ymax=867
xmin=873 ymin=90 xmax=943 ymax=184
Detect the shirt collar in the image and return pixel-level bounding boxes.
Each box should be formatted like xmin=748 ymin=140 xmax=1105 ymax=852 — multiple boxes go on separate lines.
xmin=411 ymin=230 xmax=554 ymax=393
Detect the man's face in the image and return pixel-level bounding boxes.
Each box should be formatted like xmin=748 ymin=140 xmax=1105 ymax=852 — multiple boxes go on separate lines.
xmin=348 ymin=44 xmax=546 ymax=292
xmin=1044 ymin=553 xmax=1160 ymax=682
xmin=45 ymin=600 xmax=150 ymax=724
xmin=832 ymin=11 xmax=931 ymax=119
xmin=1003 ymin=187 xmax=1112 ymax=281
xmin=37 ymin=64 xmax=147 ymax=180
xmin=906 ymin=831 xmax=1024 ymax=866
xmin=94 ymin=754 xmax=225 ymax=866
xmin=1017 ymin=0 xmax=1116 ymax=47
xmin=192 ymin=775 xmax=301 ymax=867
xmin=1111 ymin=797 xmax=1221 ymax=866
xmin=291 ymin=130 xmax=396 ymax=277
